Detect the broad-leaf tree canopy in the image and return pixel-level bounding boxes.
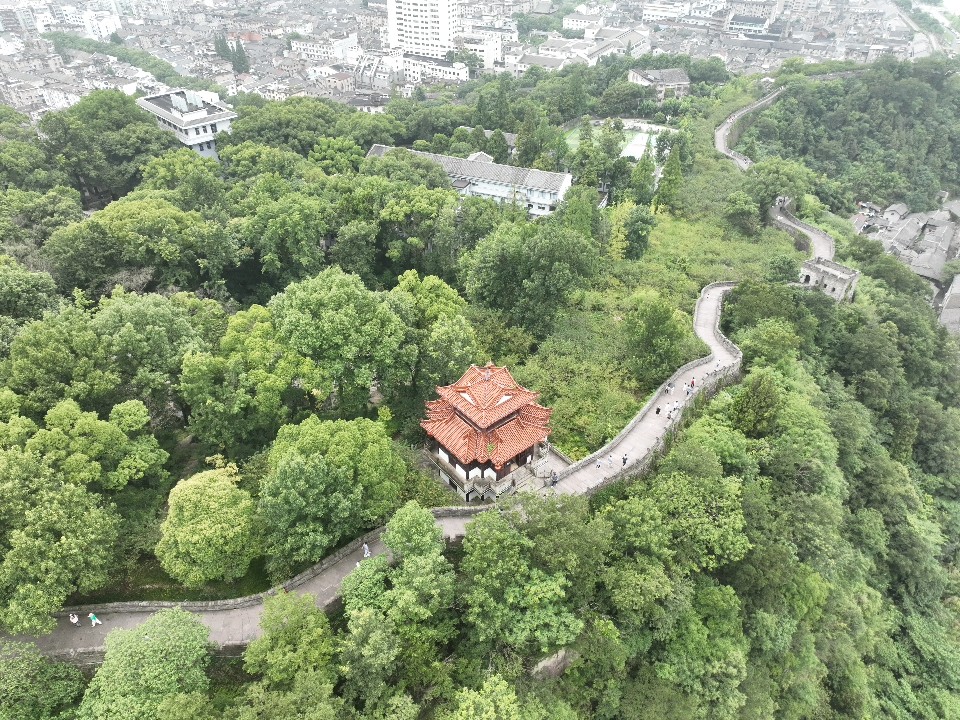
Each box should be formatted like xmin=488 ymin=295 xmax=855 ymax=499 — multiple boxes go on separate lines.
xmin=1 ymin=53 xmax=959 ymax=720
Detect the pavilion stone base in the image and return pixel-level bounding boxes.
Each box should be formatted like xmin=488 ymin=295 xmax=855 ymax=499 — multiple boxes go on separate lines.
xmin=428 ymin=451 xmax=535 ymax=503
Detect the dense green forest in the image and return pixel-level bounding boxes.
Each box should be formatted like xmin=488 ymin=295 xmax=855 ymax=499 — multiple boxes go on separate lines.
xmin=1 ymin=54 xmax=959 ymax=720
xmin=736 ymin=56 xmax=960 ymax=210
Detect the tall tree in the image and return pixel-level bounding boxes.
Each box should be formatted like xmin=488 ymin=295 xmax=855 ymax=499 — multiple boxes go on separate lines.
xmin=268 ymin=267 xmax=409 ymax=414
xmin=219 ymin=98 xmax=349 ymax=156
xmin=0 ymin=640 xmax=85 ymax=720
xmin=89 ymin=289 xmax=215 ymax=421
xmin=461 ymin=222 xmax=598 ymax=335
xmin=339 ymin=501 xmax=456 ymax=704
xmin=232 ymin=39 xmax=250 ymax=74
xmin=0 ymin=393 xmax=169 ymax=633
xmin=180 ymin=305 xmax=328 ymax=452
xmin=243 ymin=591 xmax=336 ymax=688
xmin=384 ymin=271 xmax=479 ymax=429
xmin=0 ymin=447 xmax=120 ymax=634
xmin=156 ymin=465 xmax=258 ymax=587
xmin=0 ymin=185 xmax=83 ymax=266
xmin=744 ymin=158 xmax=814 ymax=217
xmin=653 ymin=146 xmax=682 ymax=214
xmin=214 ymin=34 xmax=231 ymax=60
xmin=0 ymin=254 xmax=57 ymax=323
xmin=630 ymin=142 xmax=656 ymax=206
xmin=624 ymin=204 xmax=656 ymax=259
xmin=259 ymin=416 xmax=404 ymax=578
xmin=78 ymin=608 xmax=211 ymax=720
xmin=38 ymin=90 xmax=178 ymax=199
xmin=140 ymin=149 xmax=227 ymax=212
xmin=439 ymin=675 xmax=526 ymax=720
xmin=308 ymin=136 xmax=364 ymax=174
xmin=606 ymin=201 xmax=633 ymax=262
xmin=43 ymin=196 xmax=236 ymax=294
xmin=234 ymin=190 xmax=334 ymax=289
xmin=460 ymin=511 xmax=583 ymax=657
xmin=486 ymin=129 xmax=510 ymax=163
xmin=623 ymin=290 xmax=695 ymax=387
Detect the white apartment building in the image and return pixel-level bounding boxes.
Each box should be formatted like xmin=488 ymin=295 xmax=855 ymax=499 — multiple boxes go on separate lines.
xmin=137 ymin=89 xmax=237 ymax=160
xmin=642 ymin=1 xmax=692 ymax=22
xmin=460 ymin=19 xmax=519 ymax=43
xmin=0 ymin=35 xmax=24 ymax=55
xmin=457 ymin=34 xmax=502 ymax=68
xmin=726 ymin=13 xmax=769 ymax=33
xmin=368 ymin=145 xmax=572 ymax=216
xmin=0 ymin=79 xmax=44 ymax=110
xmin=387 ymin=0 xmax=461 ymax=59
xmin=563 ymin=13 xmax=604 ymax=31
xmin=0 ymin=4 xmax=35 ymax=33
xmin=691 ymin=0 xmax=729 ymax=17
xmin=81 ymin=11 xmax=122 ymax=41
xmin=290 ymin=34 xmax=361 ymax=64
xmin=628 ymin=67 xmax=691 ymax=101
xmin=32 ymin=8 xmax=55 ymax=33
xmin=403 ymin=54 xmax=469 ymax=82
xmin=60 ymin=5 xmax=85 ymax=26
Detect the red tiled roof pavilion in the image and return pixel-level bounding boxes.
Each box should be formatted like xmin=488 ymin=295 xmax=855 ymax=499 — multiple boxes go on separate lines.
xmin=421 ymin=363 xmax=552 ymax=470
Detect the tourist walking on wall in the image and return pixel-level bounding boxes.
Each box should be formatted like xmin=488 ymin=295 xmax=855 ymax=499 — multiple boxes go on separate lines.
xmin=88 ymin=613 xmax=102 ymax=627
xmin=69 ymin=613 xmax=80 ymax=627
xmin=362 ymin=543 xmax=371 ymax=558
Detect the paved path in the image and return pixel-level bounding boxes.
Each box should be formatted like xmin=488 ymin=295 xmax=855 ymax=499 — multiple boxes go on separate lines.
xmin=770 ymin=205 xmax=835 ymax=261
xmin=714 ymin=86 xmax=836 ymax=264
xmin=21 ymin=515 xmax=475 ymax=660
xmin=19 ymin=88 xmax=836 ymax=663
xmin=548 ymin=284 xmax=740 ymax=495
xmin=714 ymin=87 xmax=785 ymax=171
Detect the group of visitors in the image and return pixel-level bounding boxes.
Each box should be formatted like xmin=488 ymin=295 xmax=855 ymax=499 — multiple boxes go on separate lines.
xmin=68 ymin=612 xmax=101 ymax=628
xmin=658 ymin=375 xmax=697 ymax=422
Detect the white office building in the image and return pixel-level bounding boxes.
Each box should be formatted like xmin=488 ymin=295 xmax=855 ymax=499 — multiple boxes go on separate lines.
xmin=642 ymin=1 xmax=692 ymax=22
xmin=81 ymin=10 xmax=121 ymax=41
xmin=387 ymin=0 xmax=461 ymax=59
xmin=137 ymin=89 xmax=237 ymax=160
xmin=403 ymin=54 xmax=470 ymax=82
xmin=367 ymin=145 xmax=573 ymax=216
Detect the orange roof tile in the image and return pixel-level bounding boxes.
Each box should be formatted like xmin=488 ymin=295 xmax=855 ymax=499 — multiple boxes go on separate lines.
xmin=421 ymin=363 xmax=552 ymax=468
xmin=434 ymin=364 xmax=540 ymax=429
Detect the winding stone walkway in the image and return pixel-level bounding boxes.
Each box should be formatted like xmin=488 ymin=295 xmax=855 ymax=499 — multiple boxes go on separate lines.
xmin=770 ymin=205 xmax=835 ymax=260
xmin=547 ymin=282 xmax=742 ymax=496
xmin=19 ymin=514 xmax=479 ymax=663
xmin=16 ymin=87 xmax=833 ymax=664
